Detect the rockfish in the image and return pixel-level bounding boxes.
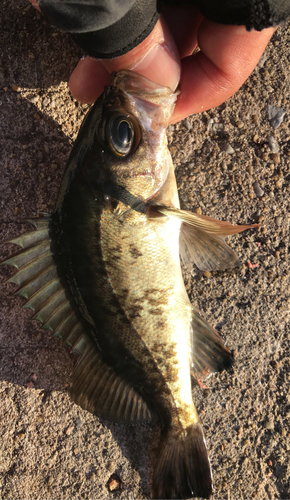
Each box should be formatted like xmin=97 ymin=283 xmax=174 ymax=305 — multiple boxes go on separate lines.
xmin=3 ymin=70 xmax=258 ymax=499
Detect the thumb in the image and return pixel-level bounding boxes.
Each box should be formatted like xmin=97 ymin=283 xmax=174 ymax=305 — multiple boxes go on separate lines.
xmin=69 ymin=16 xmax=181 ymax=103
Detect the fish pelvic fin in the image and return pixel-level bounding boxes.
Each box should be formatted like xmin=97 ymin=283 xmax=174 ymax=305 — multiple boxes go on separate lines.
xmin=152 ymin=206 xmax=259 ymax=271
xmin=191 ymin=309 xmax=234 ymax=379
xmin=152 ymin=424 xmax=212 ymax=499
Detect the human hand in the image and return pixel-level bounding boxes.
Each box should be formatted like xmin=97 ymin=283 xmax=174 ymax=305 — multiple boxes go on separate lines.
xmin=29 ymin=2 xmax=275 ymax=124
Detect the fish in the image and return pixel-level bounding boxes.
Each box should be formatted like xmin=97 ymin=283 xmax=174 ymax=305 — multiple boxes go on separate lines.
xmin=2 ymin=70 xmax=259 ymax=499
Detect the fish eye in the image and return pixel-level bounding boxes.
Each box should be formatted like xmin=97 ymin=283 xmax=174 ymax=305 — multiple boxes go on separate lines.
xmin=110 ymin=115 xmax=133 ymax=155
xmin=100 ymin=112 xmax=141 ymax=157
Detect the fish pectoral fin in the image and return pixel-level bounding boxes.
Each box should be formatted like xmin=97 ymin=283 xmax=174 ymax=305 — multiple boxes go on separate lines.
xmin=154 ymin=206 xmax=259 ymax=271
xmin=70 ymin=342 xmax=152 ymax=423
xmin=179 ymin=222 xmax=241 ymax=271
xmin=190 ymin=309 xmax=234 ymax=379
xmin=152 ymin=424 xmax=212 ymax=499
xmin=155 ymin=206 xmax=259 ymax=235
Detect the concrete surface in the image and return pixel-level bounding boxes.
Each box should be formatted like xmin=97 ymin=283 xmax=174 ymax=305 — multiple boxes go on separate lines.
xmin=0 ymin=1 xmax=290 ymax=498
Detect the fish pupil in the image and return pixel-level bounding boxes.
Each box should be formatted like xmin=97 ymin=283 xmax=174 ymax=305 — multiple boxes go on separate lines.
xmin=118 ymin=121 xmax=132 ymax=146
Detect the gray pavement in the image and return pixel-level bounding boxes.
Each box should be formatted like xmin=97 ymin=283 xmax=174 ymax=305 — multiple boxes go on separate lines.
xmin=0 ymin=1 xmax=290 ymax=498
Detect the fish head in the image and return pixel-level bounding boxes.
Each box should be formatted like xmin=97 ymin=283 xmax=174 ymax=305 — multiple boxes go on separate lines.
xmin=91 ymin=70 xmax=177 ymax=203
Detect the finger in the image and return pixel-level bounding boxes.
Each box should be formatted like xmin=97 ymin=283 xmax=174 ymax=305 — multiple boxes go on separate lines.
xmin=171 ymin=21 xmax=276 ymax=123
xmin=161 ymin=4 xmax=203 ymax=58
xmin=101 ymin=16 xmax=180 ymax=91
xmin=70 ymin=16 xmax=181 ymax=103
xmin=69 ymin=57 xmax=111 ymax=103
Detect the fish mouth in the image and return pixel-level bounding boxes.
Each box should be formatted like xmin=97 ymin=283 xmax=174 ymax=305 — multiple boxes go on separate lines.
xmin=111 ymin=70 xmax=175 ymax=97
xmin=110 ymin=70 xmax=177 ymax=129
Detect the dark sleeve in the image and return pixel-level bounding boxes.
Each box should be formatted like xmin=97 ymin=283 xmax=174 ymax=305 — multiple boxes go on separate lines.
xmin=190 ymin=0 xmax=290 ymax=31
xmin=38 ymin=0 xmax=159 ymax=59
xmin=38 ymin=0 xmax=290 ymax=60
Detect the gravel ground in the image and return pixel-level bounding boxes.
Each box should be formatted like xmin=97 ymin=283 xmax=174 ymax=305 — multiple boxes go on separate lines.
xmin=0 ymin=2 xmax=290 ymax=499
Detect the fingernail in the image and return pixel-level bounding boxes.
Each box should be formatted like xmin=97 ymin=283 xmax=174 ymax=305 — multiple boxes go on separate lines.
xmin=126 ymin=42 xmax=181 ymax=91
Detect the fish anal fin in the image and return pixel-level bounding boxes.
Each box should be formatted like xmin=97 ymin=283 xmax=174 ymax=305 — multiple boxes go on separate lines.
xmin=191 ymin=309 xmax=234 ymax=379
xmin=152 ymin=423 xmax=212 ymax=499
xmin=70 ymin=343 xmax=152 ymax=423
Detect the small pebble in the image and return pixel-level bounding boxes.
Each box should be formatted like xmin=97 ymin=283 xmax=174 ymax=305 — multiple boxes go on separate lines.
xmin=207 ymin=118 xmax=224 ymax=134
xmin=257 ymin=51 xmax=267 ymax=68
xmin=184 ymin=119 xmax=192 ymax=130
xmin=267 ymin=105 xmax=286 ymax=128
xmin=220 ymin=142 xmax=234 ymax=154
xmin=107 ymin=461 xmax=116 ymax=473
xmin=213 ymin=123 xmax=224 ymax=133
xmin=47 ymin=476 xmax=54 ymax=486
xmin=265 ymin=419 xmax=274 ymax=430
xmin=30 ymin=96 xmax=38 ymax=104
xmin=108 ymin=479 xmax=119 ymax=492
xmin=253 ymin=181 xmax=264 ymax=198
xmin=75 ymin=417 xmax=82 ymax=429
xmin=276 ymin=216 xmax=282 ymax=225
xmin=203 ymin=271 xmax=211 ymax=278
xmin=107 ymin=475 xmax=123 ymax=492
xmin=14 ymin=207 xmax=21 ymax=216
xmin=272 ymin=153 xmax=280 ymax=164
xmin=268 ymin=136 xmax=279 ymax=153
xmin=236 ymin=121 xmax=244 ymax=129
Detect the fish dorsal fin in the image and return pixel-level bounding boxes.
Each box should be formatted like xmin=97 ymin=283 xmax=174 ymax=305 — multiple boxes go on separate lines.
xmin=190 ymin=308 xmax=234 ymax=379
xmin=2 ymin=216 xmax=151 ymax=423
xmin=3 ymin=216 xmax=86 ymax=348
xmin=153 ymin=206 xmax=259 ymax=271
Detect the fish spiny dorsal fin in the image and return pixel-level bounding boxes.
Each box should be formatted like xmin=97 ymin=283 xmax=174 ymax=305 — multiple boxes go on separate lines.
xmin=152 ymin=206 xmax=259 ymax=271
xmin=2 ymin=215 xmax=81 ymax=347
xmin=2 ymin=215 xmax=151 ymax=424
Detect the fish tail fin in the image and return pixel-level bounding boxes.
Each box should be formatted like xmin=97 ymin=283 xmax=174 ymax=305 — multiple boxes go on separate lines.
xmin=152 ymin=423 xmax=212 ymax=499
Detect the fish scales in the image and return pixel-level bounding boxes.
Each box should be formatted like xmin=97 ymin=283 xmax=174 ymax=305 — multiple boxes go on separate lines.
xmin=100 ymin=187 xmax=196 ymax=428
xmin=2 ymin=70 xmax=259 ymax=499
